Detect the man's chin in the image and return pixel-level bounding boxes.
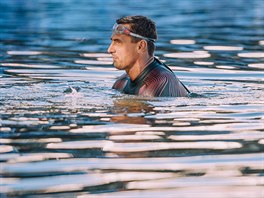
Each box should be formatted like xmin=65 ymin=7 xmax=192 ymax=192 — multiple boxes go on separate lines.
xmin=114 ymin=63 xmax=123 ymax=70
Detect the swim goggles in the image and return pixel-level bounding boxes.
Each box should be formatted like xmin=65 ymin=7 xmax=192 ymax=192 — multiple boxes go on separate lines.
xmin=112 ymin=23 xmax=156 ymax=42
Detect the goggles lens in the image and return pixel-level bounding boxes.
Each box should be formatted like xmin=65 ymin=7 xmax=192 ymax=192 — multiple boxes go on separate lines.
xmin=112 ymin=23 xmax=155 ymax=42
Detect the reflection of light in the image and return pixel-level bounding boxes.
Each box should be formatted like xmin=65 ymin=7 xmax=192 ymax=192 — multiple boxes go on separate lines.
xmin=0 ymin=145 xmax=13 ymax=153
xmin=2 ymin=153 xmax=261 ymax=179
xmin=0 ymin=138 xmax=62 ymax=144
xmin=82 ymin=112 xmax=113 ymax=118
xmin=203 ymin=46 xmax=243 ymax=51
xmin=49 ymin=126 xmax=71 ymax=130
xmin=78 ymin=186 xmax=264 ymax=198
xmin=86 ymin=66 xmax=117 ymax=71
xmin=46 ymin=140 xmax=107 ymax=149
xmin=75 ymin=60 xmax=113 ymax=65
xmin=166 ymin=66 xmax=193 ymax=71
xmin=164 ymin=51 xmax=210 ymax=59
xmin=238 ymin=52 xmax=264 ymax=58
xmin=173 ymin=118 xmax=200 ymax=122
xmin=259 ymin=40 xmax=264 ymax=45
xmin=168 ymin=131 xmax=263 ymax=141
xmin=135 ymin=131 xmax=165 ymax=136
xmin=97 ymin=57 xmax=113 ymax=61
xmin=0 ymin=63 xmax=61 ymax=69
xmin=126 ymin=176 xmax=263 ymax=190
xmin=216 ymin=65 xmax=236 ymax=70
xmin=194 ymin=61 xmax=214 ymax=65
xmin=2 ymin=117 xmax=50 ymax=126
xmin=8 ymin=153 xmax=72 ymax=163
xmin=103 ymin=141 xmax=242 ymax=152
xmin=1 ymin=178 xmax=18 ymax=184
xmin=0 ymin=127 xmax=11 ymax=132
xmin=2 ymin=171 xmax=175 ymax=194
xmin=258 ymin=139 xmax=264 ymax=144
xmin=248 ymin=63 xmax=264 ymax=69
xmin=44 ymin=184 xmax=84 ymax=193
xmin=70 ymin=123 xmax=151 ymax=134
xmin=7 ymin=51 xmax=42 ymax=55
xmin=109 ymin=134 xmax=162 ymax=141
xmin=172 ymin=122 xmax=191 ymax=126
xmin=170 ymin=40 xmax=196 ymax=45
xmin=81 ymin=53 xmax=111 ymax=58
xmin=100 ymin=117 xmax=111 ymax=122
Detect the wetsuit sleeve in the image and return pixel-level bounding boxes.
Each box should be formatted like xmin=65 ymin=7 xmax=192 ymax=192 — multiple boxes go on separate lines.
xmin=138 ymin=74 xmax=189 ymax=97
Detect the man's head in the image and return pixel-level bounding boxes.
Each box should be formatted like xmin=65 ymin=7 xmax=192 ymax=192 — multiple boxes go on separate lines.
xmin=115 ymin=16 xmax=157 ymax=56
xmin=108 ymin=15 xmax=157 ymax=71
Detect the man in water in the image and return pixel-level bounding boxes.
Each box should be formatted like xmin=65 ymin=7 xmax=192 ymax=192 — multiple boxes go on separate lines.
xmin=108 ymin=15 xmax=190 ymax=97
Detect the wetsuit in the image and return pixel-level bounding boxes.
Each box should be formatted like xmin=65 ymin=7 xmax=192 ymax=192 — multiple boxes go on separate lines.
xmin=112 ymin=58 xmax=190 ymax=97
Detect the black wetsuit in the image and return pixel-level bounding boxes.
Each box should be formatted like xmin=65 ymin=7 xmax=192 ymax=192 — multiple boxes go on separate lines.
xmin=112 ymin=58 xmax=190 ymax=97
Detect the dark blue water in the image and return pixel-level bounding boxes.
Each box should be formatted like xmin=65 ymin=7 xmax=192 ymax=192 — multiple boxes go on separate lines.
xmin=0 ymin=0 xmax=263 ymax=197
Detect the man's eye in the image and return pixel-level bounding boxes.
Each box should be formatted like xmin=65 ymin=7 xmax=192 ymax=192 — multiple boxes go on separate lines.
xmin=113 ymin=39 xmax=121 ymax=44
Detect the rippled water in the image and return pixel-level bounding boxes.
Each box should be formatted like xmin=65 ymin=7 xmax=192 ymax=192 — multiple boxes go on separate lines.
xmin=0 ymin=0 xmax=264 ymax=197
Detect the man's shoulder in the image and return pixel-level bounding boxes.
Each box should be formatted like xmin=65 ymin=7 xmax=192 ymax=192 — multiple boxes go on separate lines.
xmin=117 ymin=73 xmax=129 ymax=81
xmin=112 ymin=73 xmax=129 ymax=90
xmin=145 ymin=61 xmax=177 ymax=84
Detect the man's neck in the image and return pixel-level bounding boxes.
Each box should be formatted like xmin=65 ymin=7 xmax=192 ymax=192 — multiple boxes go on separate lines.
xmin=127 ymin=55 xmax=154 ymax=81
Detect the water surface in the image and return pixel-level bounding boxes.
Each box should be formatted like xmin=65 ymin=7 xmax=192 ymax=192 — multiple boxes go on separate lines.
xmin=0 ymin=0 xmax=263 ymax=197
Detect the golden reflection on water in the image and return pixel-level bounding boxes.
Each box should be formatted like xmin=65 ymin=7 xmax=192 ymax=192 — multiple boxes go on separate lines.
xmin=110 ymin=99 xmax=154 ymax=124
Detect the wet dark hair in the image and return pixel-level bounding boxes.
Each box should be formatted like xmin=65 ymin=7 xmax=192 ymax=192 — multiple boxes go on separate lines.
xmin=116 ymin=15 xmax=157 ymax=56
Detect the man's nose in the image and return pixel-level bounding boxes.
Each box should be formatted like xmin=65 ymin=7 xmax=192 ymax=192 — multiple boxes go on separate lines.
xmin=107 ymin=43 xmax=114 ymax=54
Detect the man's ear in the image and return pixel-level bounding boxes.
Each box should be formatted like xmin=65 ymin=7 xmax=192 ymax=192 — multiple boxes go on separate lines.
xmin=137 ymin=40 xmax=147 ymax=53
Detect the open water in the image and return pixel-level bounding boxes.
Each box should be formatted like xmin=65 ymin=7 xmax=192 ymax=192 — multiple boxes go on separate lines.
xmin=0 ymin=0 xmax=263 ymax=197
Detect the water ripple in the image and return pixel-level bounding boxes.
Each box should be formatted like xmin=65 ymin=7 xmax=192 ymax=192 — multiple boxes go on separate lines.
xmin=1 ymin=0 xmax=263 ymax=196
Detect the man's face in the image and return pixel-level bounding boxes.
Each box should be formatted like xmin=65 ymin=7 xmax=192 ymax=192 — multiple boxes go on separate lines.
xmin=107 ymin=24 xmax=139 ymax=71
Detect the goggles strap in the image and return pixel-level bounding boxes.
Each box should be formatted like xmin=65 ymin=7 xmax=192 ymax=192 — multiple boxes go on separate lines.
xmin=113 ymin=23 xmax=155 ymax=42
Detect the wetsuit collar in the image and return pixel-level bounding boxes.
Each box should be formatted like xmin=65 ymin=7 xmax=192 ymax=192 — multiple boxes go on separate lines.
xmin=132 ymin=57 xmax=157 ymax=85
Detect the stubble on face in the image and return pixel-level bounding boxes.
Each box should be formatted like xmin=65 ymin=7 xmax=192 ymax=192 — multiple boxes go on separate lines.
xmin=111 ymin=35 xmax=138 ymax=71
